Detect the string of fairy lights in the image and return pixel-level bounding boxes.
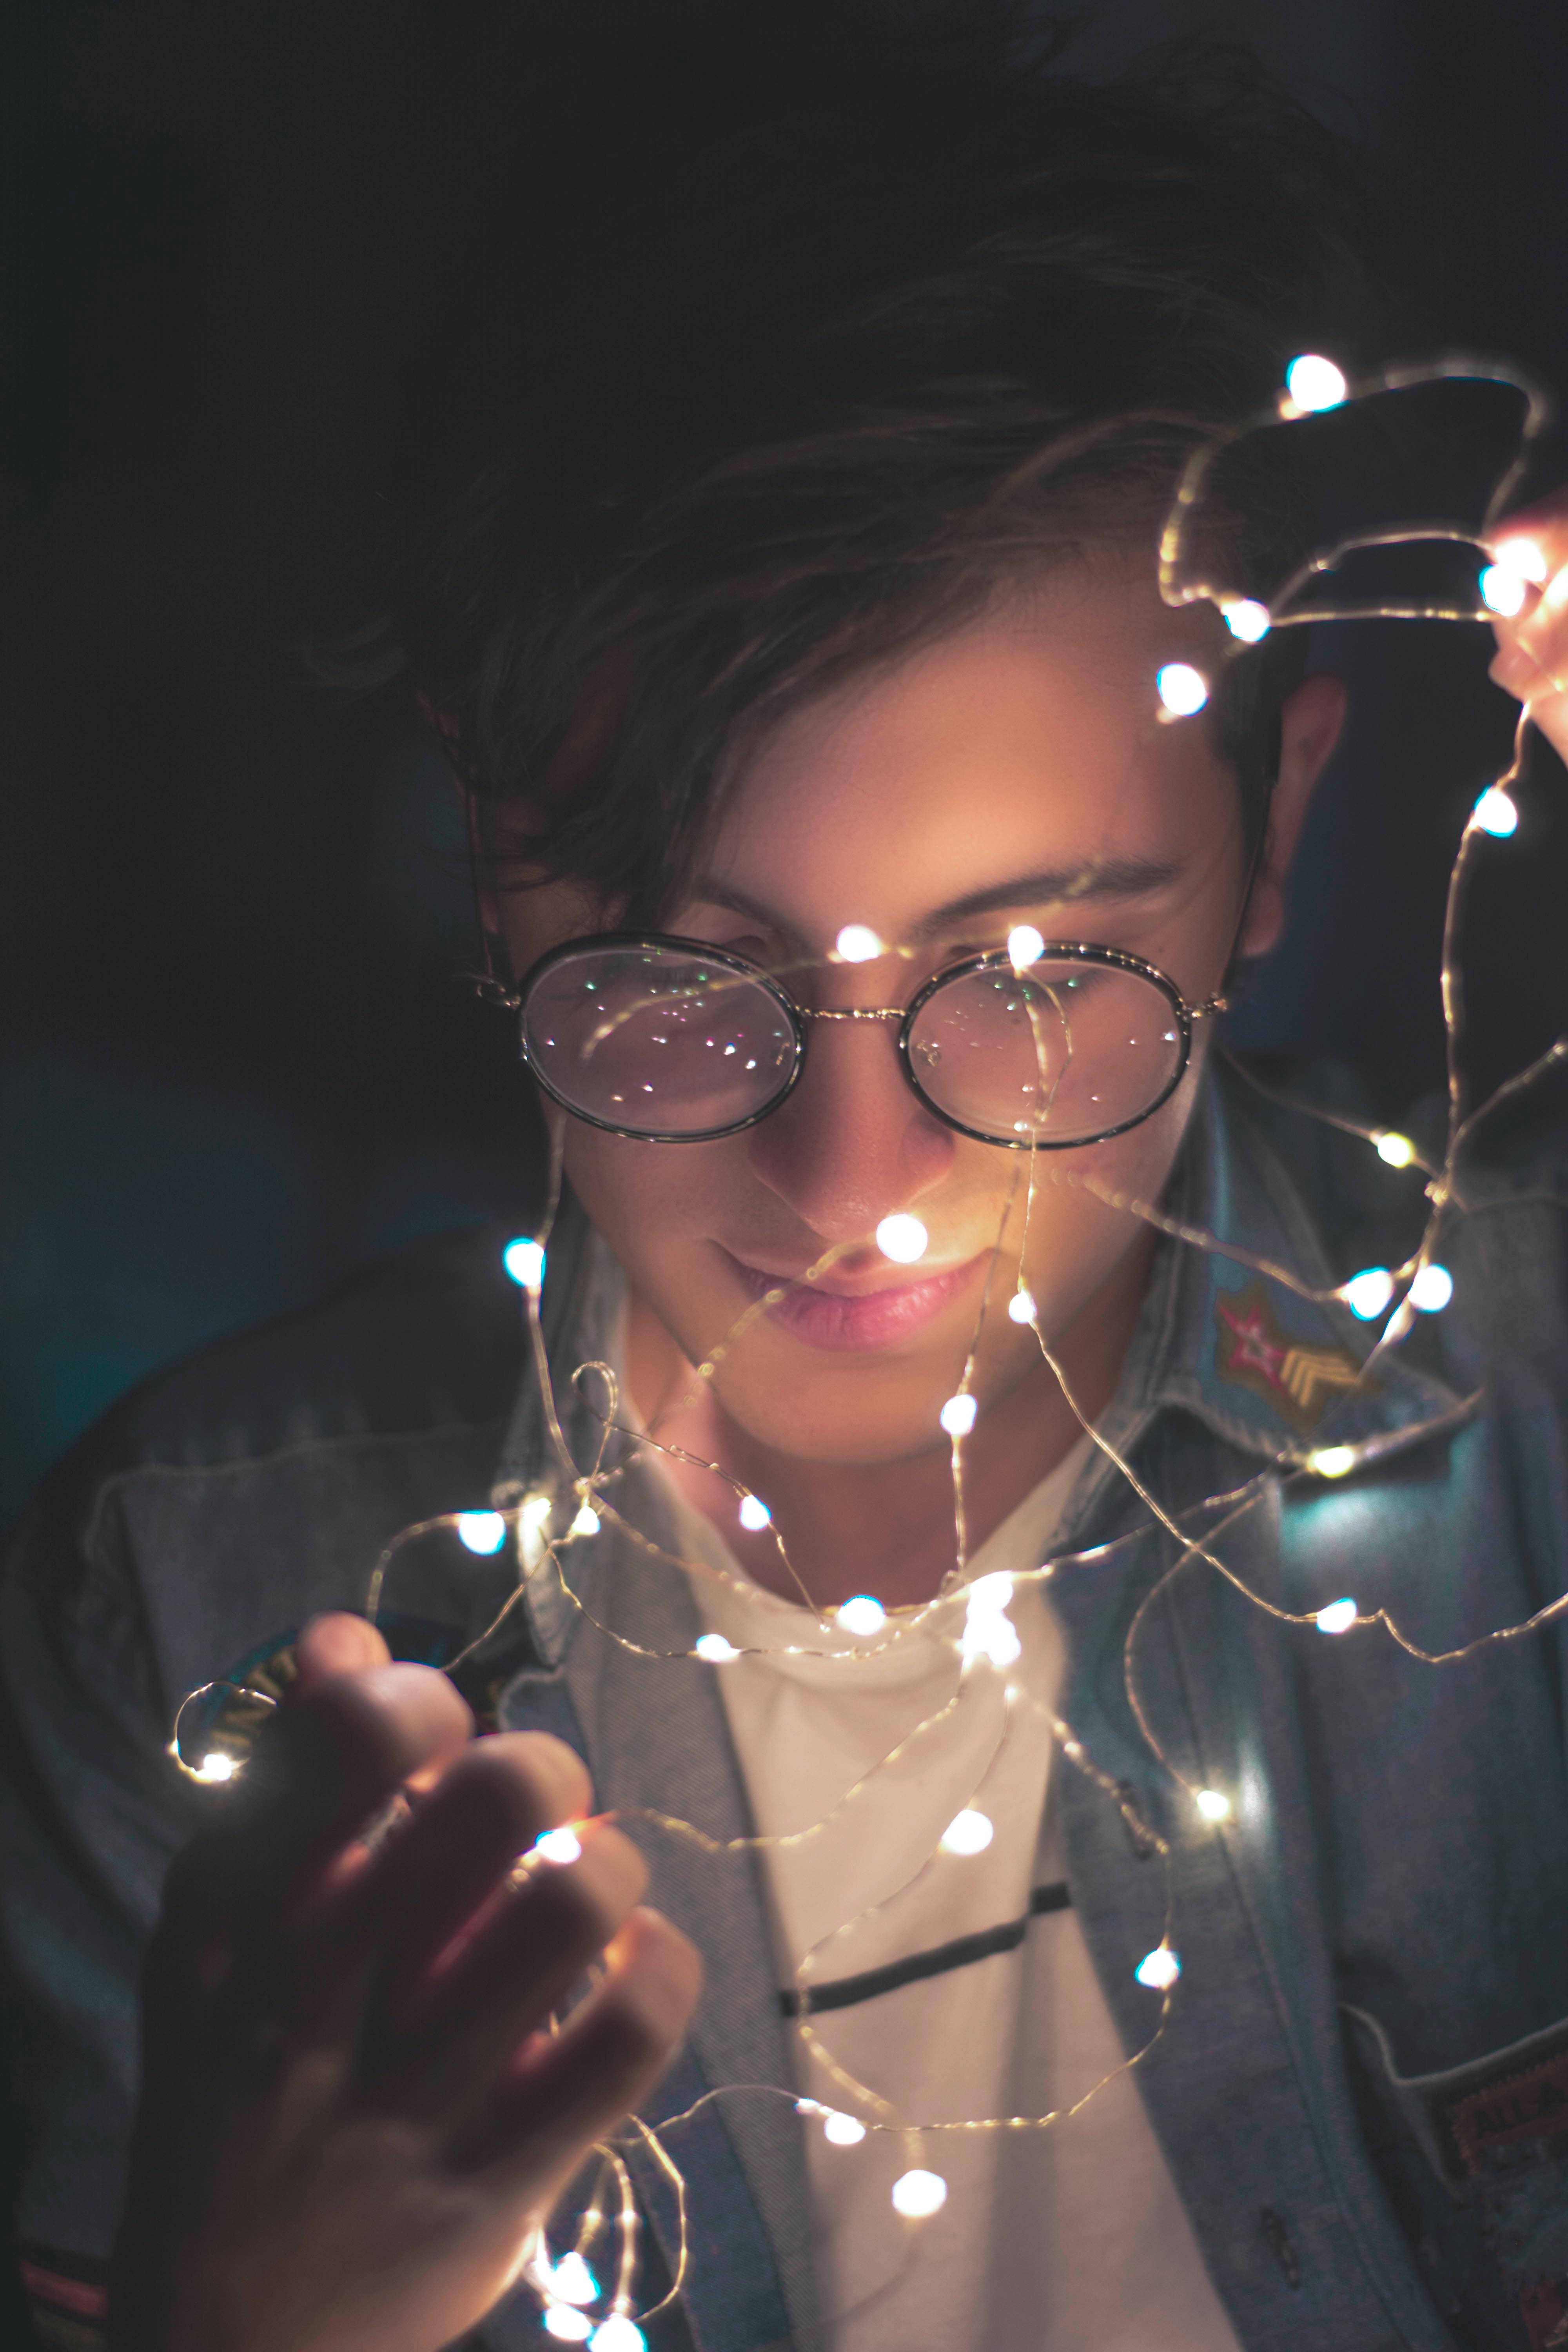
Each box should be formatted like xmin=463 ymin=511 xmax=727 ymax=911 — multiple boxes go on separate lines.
xmin=168 ymin=353 xmax=1568 ymax=2348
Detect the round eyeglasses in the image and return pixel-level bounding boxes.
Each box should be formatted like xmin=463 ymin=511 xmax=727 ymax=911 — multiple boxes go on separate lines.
xmin=509 ymin=933 xmax=1227 ymax=1150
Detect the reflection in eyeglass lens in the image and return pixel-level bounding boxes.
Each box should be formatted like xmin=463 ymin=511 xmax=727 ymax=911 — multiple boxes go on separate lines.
xmin=523 ymin=946 xmax=797 ymax=1133
xmin=907 ymin=961 xmax=1185 ymax=1145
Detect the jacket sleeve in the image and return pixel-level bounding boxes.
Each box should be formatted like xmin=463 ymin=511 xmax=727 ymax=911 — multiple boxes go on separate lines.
xmin=0 ymin=1474 xmax=206 ymax=2281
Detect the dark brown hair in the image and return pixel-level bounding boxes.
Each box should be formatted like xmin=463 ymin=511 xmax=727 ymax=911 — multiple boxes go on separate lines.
xmin=367 ymin=3 xmax=1360 ymax=928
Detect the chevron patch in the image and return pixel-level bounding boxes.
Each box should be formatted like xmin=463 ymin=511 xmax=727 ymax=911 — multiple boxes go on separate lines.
xmin=1215 ymin=1281 xmax=1368 ymax=1430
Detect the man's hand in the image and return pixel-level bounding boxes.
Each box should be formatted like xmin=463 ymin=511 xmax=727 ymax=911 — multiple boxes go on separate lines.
xmin=1486 ymin=497 xmax=1568 ymax=769
xmin=113 ymin=1614 xmax=701 ymax=2352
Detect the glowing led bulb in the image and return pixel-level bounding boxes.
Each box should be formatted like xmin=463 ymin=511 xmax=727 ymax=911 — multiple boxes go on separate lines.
xmin=1479 ymin=563 xmax=1530 ymax=618
xmin=550 ymin=2255 xmax=599 ymax=2307
xmin=522 ymin=1492 xmax=554 ymax=1531
xmin=1343 ymin=1267 xmax=1395 ymax=1321
xmin=838 ymin=1595 xmax=887 ymax=1638
xmin=196 ymin=1751 xmax=235 ymax=1783
xmin=1283 ymin=353 xmax=1348 ymax=413
xmin=1222 ymin=598 xmax=1272 ymax=642
xmin=1007 ymin=924 xmax=1045 ymax=969
xmin=1195 ymin=1788 xmax=1230 ymax=1821
xmin=1316 ymin=1597 xmax=1359 ymax=1635
xmin=1472 ymin=786 xmax=1519 ymax=838
xmin=1494 ymin=536 xmax=1550 ymax=586
xmin=457 ymin=1510 xmax=507 ymax=1554
xmin=823 ymin=2110 xmax=867 ymax=2146
xmin=570 ymin=1503 xmax=601 ymax=1537
xmin=969 ymin=1571 xmax=1014 ymax=1613
xmin=1135 ymin=1946 xmax=1181 ymax=1990
xmin=875 ymin=1213 xmax=928 ymax=1263
xmin=1374 ymin=1131 xmax=1416 ymax=1168
xmin=940 ymin=1808 xmax=995 ymax=1855
xmin=939 ymin=1392 xmax=978 ymax=1438
xmin=545 ymin=2306 xmax=593 ymax=2341
xmin=695 ymin=1632 xmax=739 ymax=1664
xmin=835 ymin=924 xmax=884 ymax=963
xmin=590 ymin=2319 xmax=646 ymax=2352
xmin=738 ymin=1494 xmax=772 ymax=1531
xmin=1307 ymin=1446 xmax=1356 ymax=1479
xmin=503 ymin=1238 xmax=546 ymax=1290
xmin=1007 ymin=1288 xmax=1036 ymax=1324
xmin=891 ymin=2169 xmax=948 ymax=2219
xmin=534 ymin=1827 xmax=584 ymax=1866
xmin=1409 ymin=1263 xmax=1454 ymax=1313
xmin=1156 ymin=662 xmax=1209 ymax=717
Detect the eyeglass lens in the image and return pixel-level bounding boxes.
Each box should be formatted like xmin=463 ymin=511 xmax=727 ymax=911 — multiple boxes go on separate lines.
xmin=907 ymin=958 xmax=1184 ymax=1143
xmin=523 ymin=944 xmax=798 ymax=1135
xmin=524 ymin=944 xmax=1187 ymax=1145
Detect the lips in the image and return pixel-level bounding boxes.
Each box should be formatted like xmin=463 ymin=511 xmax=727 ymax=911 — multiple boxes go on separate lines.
xmin=719 ymin=1246 xmax=985 ymax=1352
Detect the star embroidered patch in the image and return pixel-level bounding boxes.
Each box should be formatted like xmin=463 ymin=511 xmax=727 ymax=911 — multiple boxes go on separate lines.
xmin=1214 ymin=1281 xmax=1368 ymax=1430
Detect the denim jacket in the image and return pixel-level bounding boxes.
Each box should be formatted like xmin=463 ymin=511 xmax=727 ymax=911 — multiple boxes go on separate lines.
xmin=6 ymin=1056 xmax=1568 ymax=2352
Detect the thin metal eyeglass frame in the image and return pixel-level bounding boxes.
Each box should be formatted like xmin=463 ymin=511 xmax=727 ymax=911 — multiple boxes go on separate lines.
xmin=508 ymin=931 xmax=1227 ymax=1150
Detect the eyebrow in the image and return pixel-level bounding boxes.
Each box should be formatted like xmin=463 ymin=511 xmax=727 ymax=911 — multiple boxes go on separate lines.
xmin=687 ymin=857 xmax=1184 ymax=941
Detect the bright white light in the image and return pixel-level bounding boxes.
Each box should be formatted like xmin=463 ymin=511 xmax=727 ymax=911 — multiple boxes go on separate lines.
xmin=549 ymin=2255 xmax=599 ymax=2308
xmin=1472 ymin=786 xmax=1519 ymax=838
xmin=503 ymin=1238 xmax=546 ymax=1290
xmin=534 ymin=1827 xmax=583 ymax=1866
xmin=570 ymin=1504 xmax=601 ymax=1537
xmin=1316 ymin=1597 xmax=1359 ymax=1636
xmin=963 ymin=1615 xmax=1022 ymax=1669
xmin=939 ymin=1392 xmax=978 ymax=1438
xmin=1374 ymin=1131 xmax=1416 ymax=1168
xmin=875 ymin=1213 xmax=928 ymax=1263
xmin=196 ymin=1751 xmax=235 ymax=1783
xmin=590 ymin=2318 xmax=646 ymax=2352
xmin=1409 ymin=1263 xmax=1454 ymax=1313
xmin=1156 ymin=662 xmax=1209 ymax=717
xmin=823 ymin=2111 xmax=867 ymax=2146
xmin=1195 ymin=1788 xmax=1231 ymax=1822
xmin=835 ymin=924 xmax=884 ymax=963
xmin=940 ymin=1808 xmax=995 ymax=1856
xmin=1343 ymin=1267 xmax=1395 ymax=1321
xmin=1284 ymin=353 xmax=1348 ymax=413
xmin=1223 ymin=598 xmax=1272 ymax=643
xmin=738 ymin=1495 xmax=772 ymax=1531
xmin=1007 ymin=1288 xmax=1036 ymax=1324
xmin=1135 ymin=1946 xmax=1181 ymax=1990
xmin=1479 ymin=563 xmax=1530 ymax=619
xmin=545 ymin=2306 xmax=593 ymax=2341
xmin=891 ymin=2169 xmax=948 ymax=2219
xmin=1307 ymin=1446 xmax=1357 ymax=1480
xmin=837 ymin=1595 xmax=887 ymax=1638
xmin=1494 ymin=536 xmax=1550 ymax=586
xmin=1007 ymin=924 xmax=1045 ymax=970
xmin=457 ymin=1510 xmax=508 ymax=1554
xmin=695 ymin=1633 xmax=739 ymax=1664
xmin=522 ymin=1493 xmax=554 ymax=1530
xmin=969 ymin=1571 xmax=1014 ymax=1613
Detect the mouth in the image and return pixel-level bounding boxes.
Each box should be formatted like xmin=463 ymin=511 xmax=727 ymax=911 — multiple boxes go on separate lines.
xmin=719 ymin=1245 xmax=988 ymax=1353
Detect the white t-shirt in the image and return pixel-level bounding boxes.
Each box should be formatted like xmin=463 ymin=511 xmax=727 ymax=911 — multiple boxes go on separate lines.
xmin=649 ymin=1446 xmax=1243 ymax=2352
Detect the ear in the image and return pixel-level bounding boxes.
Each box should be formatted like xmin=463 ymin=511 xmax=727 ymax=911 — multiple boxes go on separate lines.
xmin=1236 ymin=671 xmax=1347 ymax=959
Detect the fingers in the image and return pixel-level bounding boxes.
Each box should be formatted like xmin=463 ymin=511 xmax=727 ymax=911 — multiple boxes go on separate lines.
xmin=162 ymin=1663 xmax=474 ymax=1968
xmin=348 ymin=1731 xmax=595 ymax=2012
xmin=1486 ymin=505 xmax=1568 ymax=731
xmin=459 ymin=1907 xmax=703 ymax=2195
xmin=367 ymin=1813 xmax=648 ymax=2135
xmin=292 ymin=1612 xmax=392 ymax=1690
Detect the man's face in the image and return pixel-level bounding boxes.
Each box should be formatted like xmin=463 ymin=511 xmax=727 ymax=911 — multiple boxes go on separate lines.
xmin=494 ymin=554 xmax=1314 ymax=1471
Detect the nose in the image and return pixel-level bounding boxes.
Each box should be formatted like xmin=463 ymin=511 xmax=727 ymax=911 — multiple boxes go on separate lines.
xmin=744 ymin=1014 xmax=955 ymax=1246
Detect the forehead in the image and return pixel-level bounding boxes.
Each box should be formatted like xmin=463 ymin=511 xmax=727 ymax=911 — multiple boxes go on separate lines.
xmin=699 ymin=552 xmax=1234 ymax=944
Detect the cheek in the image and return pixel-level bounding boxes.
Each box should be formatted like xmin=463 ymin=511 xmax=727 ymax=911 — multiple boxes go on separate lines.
xmin=559 ymin=1124 xmax=739 ymax=1272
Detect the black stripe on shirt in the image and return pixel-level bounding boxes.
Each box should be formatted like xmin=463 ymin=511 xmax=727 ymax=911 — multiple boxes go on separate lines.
xmin=778 ymin=1880 xmax=1072 ymax=2018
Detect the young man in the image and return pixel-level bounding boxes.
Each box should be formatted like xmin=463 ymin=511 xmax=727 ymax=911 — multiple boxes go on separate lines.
xmin=7 ymin=16 xmax=1568 ymax=2351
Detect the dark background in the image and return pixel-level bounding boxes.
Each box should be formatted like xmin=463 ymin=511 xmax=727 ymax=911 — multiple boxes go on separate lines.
xmin=5 ymin=0 xmax=1568 ymax=1525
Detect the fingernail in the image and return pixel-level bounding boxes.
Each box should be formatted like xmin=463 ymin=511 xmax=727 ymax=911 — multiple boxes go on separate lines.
xmin=1490 ymin=643 xmax=1541 ymax=695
